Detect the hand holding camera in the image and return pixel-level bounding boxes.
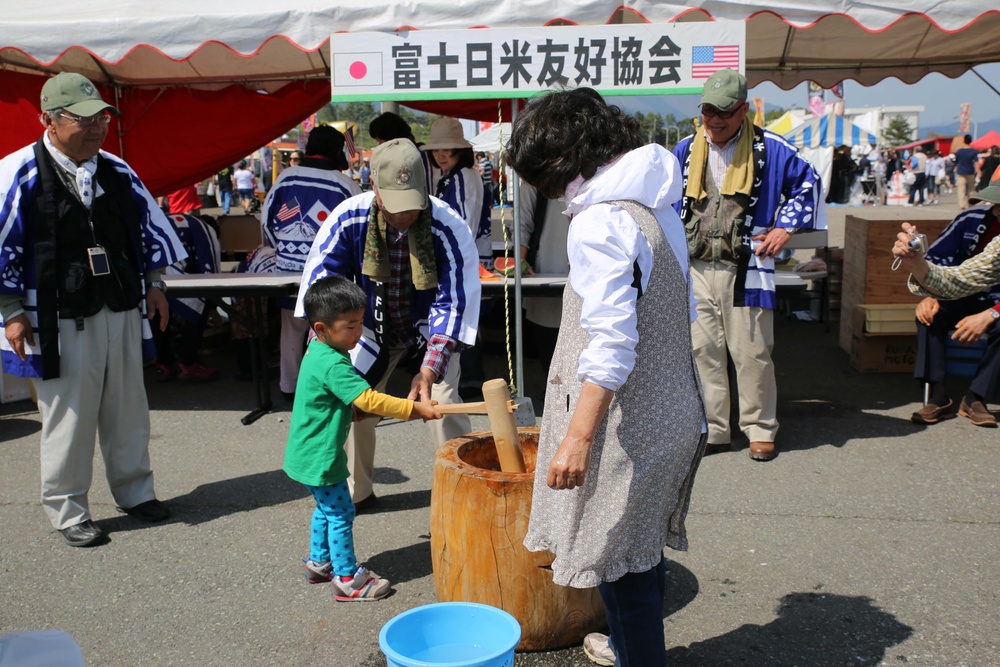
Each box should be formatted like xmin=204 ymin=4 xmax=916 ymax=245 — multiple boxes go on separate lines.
xmin=891 ymin=222 xmax=930 ymax=274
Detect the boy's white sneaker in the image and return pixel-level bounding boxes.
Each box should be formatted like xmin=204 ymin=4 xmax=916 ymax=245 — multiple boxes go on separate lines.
xmin=583 ymin=632 xmax=615 ymax=666
xmin=331 ymin=565 xmax=391 ymax=602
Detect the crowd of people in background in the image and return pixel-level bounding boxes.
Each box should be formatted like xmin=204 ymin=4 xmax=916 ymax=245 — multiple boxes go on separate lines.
xmin=826 ymin=135 xmax=999 ymax=209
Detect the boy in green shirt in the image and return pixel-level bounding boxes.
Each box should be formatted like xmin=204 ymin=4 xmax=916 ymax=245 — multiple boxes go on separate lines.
xmin=283 ymin=275 xmax=441 ymax=601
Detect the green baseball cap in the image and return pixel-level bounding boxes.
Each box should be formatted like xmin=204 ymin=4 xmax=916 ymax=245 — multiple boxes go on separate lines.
xmin=969 ymin=184 xmax=1000 ymax=206
xmin=371 ymin=138 xmax=428 ymax=213
xmin=700 ymin=69 xmax=747 ymax=112
xmin=40 ymin=72 xmax=117 ymax=117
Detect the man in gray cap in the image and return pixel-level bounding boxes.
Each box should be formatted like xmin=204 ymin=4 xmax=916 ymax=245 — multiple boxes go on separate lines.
xmin=672 ymin=68 xmax=825 ymax=462
xmin=295 ymin=138 xmax=481 ymax=509
xmin=0 ymin=72 xmax=187 ymax=546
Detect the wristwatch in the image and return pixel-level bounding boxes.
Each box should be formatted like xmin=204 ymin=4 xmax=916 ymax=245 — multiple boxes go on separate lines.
xmin=990 ymin=309 xmax=999 ymax=320
xmin=147 ymin=280 xmax=167 ymax=294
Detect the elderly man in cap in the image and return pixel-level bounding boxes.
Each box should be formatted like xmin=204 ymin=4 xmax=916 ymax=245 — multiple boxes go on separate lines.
xmin=262 ymin=125 xmax=361 ymax=400
xmin=0 ymin=72 xmax=186 ymax=546
xmin=893 ymin=171 xmax=1000 ymax=428
xmin=296 ymin=138 xmax=480 ymax=509
xmin=673 ymin=68 xmax=825 ymax=461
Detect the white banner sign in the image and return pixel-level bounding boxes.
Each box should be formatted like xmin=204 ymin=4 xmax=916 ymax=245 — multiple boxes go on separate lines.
xmin=329 ymin=22 xmax=745 ymax=102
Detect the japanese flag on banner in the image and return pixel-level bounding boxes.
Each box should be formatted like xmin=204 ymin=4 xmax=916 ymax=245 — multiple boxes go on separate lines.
xmin=306 ymin=200 xmax=332 ymax=224
xmin=332 ymin=52 xmax=383 ymax=88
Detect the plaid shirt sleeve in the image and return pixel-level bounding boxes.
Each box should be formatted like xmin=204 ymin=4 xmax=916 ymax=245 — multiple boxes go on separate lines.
xmin=909 ymin=235 xmax=1000 ymax=299
xmin=421 ymin=334 xmax=457 ymax=381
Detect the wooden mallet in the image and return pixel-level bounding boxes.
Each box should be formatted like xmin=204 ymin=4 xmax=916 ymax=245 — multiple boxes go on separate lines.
xmin=434 ymin=378 xmax=526 ymax=473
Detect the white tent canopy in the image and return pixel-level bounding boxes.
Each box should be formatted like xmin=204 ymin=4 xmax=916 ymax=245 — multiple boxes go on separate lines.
xmin=1 ymin=2 xmax=997 ymax=89
xmin=471 ymin=124 xmax=512 ymax=154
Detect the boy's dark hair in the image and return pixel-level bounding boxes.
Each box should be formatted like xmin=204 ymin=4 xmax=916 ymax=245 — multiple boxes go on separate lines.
xmin=964 ymin=134 xmax=973 ymax=144
xmin=302 ymin=275 xmax=367 ymax=328
xmin=505 ymin=87 xmax=642 ymax=200
xmin=369 ymin=112 xmax=415 ymax=142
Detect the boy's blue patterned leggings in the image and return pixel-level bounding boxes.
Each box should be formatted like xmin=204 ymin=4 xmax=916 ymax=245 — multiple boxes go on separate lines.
xmin=304 ymin=481 xmax=357 ymax=576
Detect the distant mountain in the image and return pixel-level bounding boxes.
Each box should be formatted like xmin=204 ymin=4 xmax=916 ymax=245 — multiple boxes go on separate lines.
xmin=921 ymin=117 xmax=1000 ymax=140
xmin=615 ymin=95 xmax=700 ymax=121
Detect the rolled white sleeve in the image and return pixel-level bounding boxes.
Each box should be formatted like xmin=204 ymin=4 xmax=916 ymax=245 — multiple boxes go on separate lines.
xmin=568 ymin=205 xmax=652 ymax=392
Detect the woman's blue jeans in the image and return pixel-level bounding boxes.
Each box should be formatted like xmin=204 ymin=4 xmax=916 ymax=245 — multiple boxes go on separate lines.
xmin=597 ymin=556 xmax=667 ymax=667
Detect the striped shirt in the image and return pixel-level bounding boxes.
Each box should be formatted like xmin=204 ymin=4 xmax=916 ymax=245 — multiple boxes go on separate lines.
xmin=706 ymin=126 xmax=742 ymax=189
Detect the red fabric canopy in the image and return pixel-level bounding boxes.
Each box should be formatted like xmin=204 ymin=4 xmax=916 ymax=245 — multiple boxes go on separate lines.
xmin=971 ymin=130 xmax=1000 ymax=151
xmin=0 ymin=70 xmax=331 ymax=196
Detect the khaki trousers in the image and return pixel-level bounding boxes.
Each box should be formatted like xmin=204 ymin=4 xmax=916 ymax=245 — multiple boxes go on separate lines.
xmin=956 ymin=173 xmax=976 ymax=210
xmin=33 ymin=307 xmax=156 ymax=529
xmin=690 ymin=260 xmax=778 ymax=445
xmin=344 ymin=344 xmax=470 ymax=502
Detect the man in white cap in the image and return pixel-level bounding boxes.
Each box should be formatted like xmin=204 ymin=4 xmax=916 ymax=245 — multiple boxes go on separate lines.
xmin=0 ymin=72 xmax=187 ymax=546
xmin=296 ymin=138 xmax=481 ymax=509
xmin=673 ymin=68 xmax=825 ymax=462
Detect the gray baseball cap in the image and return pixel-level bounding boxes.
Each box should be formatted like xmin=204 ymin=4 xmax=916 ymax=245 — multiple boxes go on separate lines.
xmin=371 ymin=139 xmax=428 ymax=213
xmin=700 ymin=69 xmax=747 ymax=112
xmin=40 ymin=72 xmax=117 ymax=117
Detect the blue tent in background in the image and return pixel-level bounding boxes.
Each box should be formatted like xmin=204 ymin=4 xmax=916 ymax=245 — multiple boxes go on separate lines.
xmin=783 ymin=114 xmax=878 ymax=148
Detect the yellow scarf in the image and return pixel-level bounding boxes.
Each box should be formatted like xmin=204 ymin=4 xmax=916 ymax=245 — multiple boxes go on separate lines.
xmin=684 ymin=113 xmax=756 ymax=202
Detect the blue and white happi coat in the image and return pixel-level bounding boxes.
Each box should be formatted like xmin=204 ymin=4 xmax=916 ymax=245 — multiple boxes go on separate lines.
xmin=0 ymin=144 xmax=186 ymax=377
xmin=163 ymin=213 xmax=221 ymax=323
xmin=294 ymin=192 xmax=481 ymax=379
xmin=673 ymin=129 xmax=827 ymax=309
xmin=261 ymin=166 xmax=361 ymax=272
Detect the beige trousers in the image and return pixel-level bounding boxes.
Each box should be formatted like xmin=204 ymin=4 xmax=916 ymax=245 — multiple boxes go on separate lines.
xmin=956 ymin=173 xmax=976 ymax=210
xmin=690 ymin=260 xmax=778 ymax=445
xmin=33 ymin=307 xmax=156 ymax=529
xmin=344 ymin=344 xmax=470 ymax=502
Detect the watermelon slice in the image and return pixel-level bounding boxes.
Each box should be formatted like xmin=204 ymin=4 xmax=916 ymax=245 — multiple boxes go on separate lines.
xmin=494 ymin=257 xmax=529 ymax=276
xmin=479 ymin=262 xmax=500 ymax=281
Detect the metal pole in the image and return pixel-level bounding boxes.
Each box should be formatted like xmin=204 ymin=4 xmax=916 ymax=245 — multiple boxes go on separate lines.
xmin=510 ymin=99 xmax=525 ymax=396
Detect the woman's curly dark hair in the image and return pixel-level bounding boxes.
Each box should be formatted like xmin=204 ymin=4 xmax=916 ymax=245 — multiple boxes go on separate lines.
xmin=505 ymin=88 xmax=643 ymax=199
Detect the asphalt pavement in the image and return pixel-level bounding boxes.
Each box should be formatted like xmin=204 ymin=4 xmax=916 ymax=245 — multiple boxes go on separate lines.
xmin=1 ymin=197 xmax=998 ymax=666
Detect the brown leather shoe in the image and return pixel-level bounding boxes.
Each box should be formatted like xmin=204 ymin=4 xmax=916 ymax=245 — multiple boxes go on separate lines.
xmin=749 ymin=441 xmax=776 ymax=461
xmin=958 ymin=398 xmax=997 ymax=427
xmin=911 ymin=399 xmax=958 ymax=424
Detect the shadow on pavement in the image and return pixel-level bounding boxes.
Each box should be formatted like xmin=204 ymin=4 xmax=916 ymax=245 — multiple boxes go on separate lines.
xmin=666 ymin=592 xmax=913 ymax=666
xmin=0 ymin=416 xmax=41 ymax=442
xmin=154 ymin=469 xmax=308 ymax=526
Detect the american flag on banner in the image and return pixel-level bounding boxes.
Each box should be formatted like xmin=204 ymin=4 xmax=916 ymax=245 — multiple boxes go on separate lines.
xmin=691 ymin=45 xmax=740 ymax=79
xmin=344 ymin=126 xmax=357 ymax=158
xmin=276 ymin=197 xmax=301 ymax=222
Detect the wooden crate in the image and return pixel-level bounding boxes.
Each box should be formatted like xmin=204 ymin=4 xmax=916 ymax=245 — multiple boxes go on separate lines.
xmin=838 ymin=216 xmax=950 ymax=352
xmin=217 ymin=215 xmax=264 ymax=259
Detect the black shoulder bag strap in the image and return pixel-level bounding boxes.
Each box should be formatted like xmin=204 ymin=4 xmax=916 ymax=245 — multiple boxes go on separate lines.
xmin=31 ymin=139 xmax=63 ymax=380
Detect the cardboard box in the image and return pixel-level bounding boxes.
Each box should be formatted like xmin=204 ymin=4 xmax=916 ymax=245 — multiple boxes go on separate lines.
xmin=849 ymin=307 xmax=917 ymax=372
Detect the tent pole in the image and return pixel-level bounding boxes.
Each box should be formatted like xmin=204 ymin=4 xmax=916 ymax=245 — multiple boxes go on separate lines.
xmin=114 ymin=85 xmax=125 ymax=159
xmin=510 ymin=99 xmax=524 ymax=397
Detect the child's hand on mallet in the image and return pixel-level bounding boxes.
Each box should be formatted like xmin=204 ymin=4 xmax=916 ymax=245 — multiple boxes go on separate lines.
xmin=411 ymin=400 xmax=442 ymax=422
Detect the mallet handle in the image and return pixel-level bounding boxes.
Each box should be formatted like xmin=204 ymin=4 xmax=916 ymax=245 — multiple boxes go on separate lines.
xmin=482 ymin=379 xmax=526 ymax=473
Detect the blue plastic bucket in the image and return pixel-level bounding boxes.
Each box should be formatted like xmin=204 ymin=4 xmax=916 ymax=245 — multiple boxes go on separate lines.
xmin=379 ymin=602 xmax=521 ymax=667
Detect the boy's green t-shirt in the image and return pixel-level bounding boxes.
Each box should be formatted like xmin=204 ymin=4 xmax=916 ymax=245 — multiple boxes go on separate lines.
xmin=283 ymin=340 xmax=371 ymax=487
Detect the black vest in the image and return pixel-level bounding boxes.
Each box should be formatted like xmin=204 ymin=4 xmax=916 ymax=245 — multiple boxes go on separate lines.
xmin=31 ymin=139 xmax=144 ymax=377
